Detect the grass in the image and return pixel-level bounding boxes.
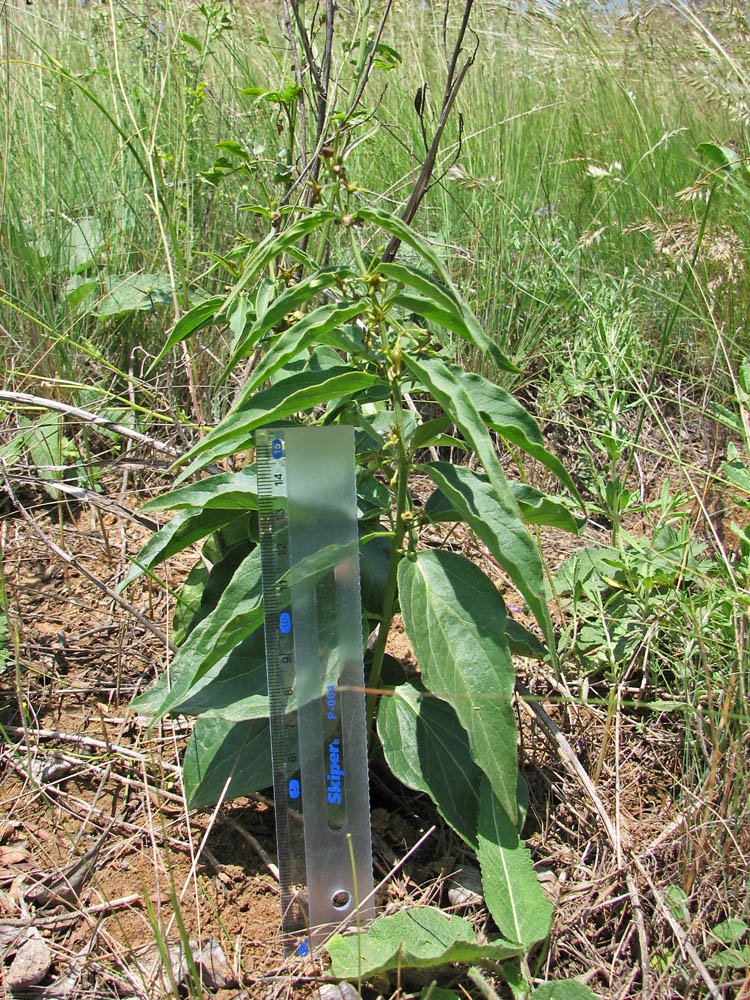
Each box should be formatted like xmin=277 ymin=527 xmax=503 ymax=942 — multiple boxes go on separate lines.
xmin=1 ymin=0 xmax=749 ymax=997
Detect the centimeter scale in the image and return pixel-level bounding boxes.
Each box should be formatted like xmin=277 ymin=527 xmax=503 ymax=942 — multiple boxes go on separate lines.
xmin=256 ymin=427 xmax=375 ymax=956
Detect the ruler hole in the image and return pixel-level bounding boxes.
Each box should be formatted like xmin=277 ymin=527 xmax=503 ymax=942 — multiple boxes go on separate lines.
xmin=331 ymin=890 xmax=351 ymax=911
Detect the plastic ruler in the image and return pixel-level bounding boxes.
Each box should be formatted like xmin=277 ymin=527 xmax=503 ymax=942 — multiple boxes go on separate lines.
xmin=256 ymin=426 xmax=375 ymax=956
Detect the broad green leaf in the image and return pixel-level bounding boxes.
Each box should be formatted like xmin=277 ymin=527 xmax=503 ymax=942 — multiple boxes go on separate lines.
xmin=706 ymin=943 xmax=750 ymax=970
xmin=222 ymin=210 xmax=336 ymax=318
xmin=664 ymin=883 xmax=690 ymax=923
xmin=144 ymin=467 xmax=258 ymax=512
xmin=530 ymin=983 xmax=598 ymax=999
xmin=94 ymin=273 xmax=174 ymax=317
xmin=377 ymin=682 xmax=482 ymax=848
xmin=447 ymin=367 xmax=580 ymax=501
xmin=0 ymin=431 xmax=26 ymax=465
xmin=357 ymin=207 xmax=516 ymax=371
xmin=172 ymin=559 xmax=210 ymax=646
xmin=500 ymin=960 xmax=529 ymax=999
xmin=154 ymin=541 xmax=255 ymax=671
xmin=180 ymin=32 xmax=203 ymax=52
xmin=227 ymin=267 xmax=350 ymax=365
xmin=327 ymin=906 xmax=522 ymax=980
xmin=359 ymin=408 xmax=418 ymax=446
xmin=173 ymin=628 xmax=268 ymax=720
xmin=61 ymin=218 xmax=104 ymax=275
xmin=183 ymin=717 xmax=272 ymax=808
xmin=419 ymin=462 xmax=553 ymax=655
xmin=505 ymin=620 xmax=547 ymax=660
xmin=204 ymin=513 xmax=258 ymax=560
xmin=148 ymin=296 xmax=224 ymax=372
xmin=229 ymin=291 xmax=252 ymax=346
xmin=420 ymin=989 xmax=458 ymax=1000
xmin=410 ymin=417 xmax=453 ymax=451
xmin=359 ymin=535 xmax=392 ymax=617
xmin=509 ymin=484 xmax=581 ymax=532
xmin=711 ymin=918 xmax=747 ymax=945
xmin=177 ymin=367 xmax=381 ymax=478
xmin=120 ymin=508 xmax=243 ymax=588
xmin=697 ymin=141 xmax=743 ymax=172
xmin=402 ymin=353 xmax=522 ymax=517
xmin=308 ymin=344 xmax=348 ymax=371
xmin=241 ymin=84 xmax=301 ymax=106
xmin=426 ymin=477 xmax=579 ymax=533
xmin=379 ymin=261 xmax=516 ymax=372
xmin=477 ymin=776 xmax=553 ymax=948
xmin=215 ymin=139 xmax=251 ymax=159
xmin=318 ymin=322 xmax=368 ymax=355
xmin=16 ymin=415 xmax=67 ymax=488
xmin=355 ymin=206 xmax=451 ymax=282
xmin=196 ymin=540 xmax=257 ymax=620
xmin=234 ymin=301 xmax=365 ymax=405
xmin=398 ymin=550 xmax=517 ymax=821
xmin=139 ymin=541 xmax=352 ymax=721
xmin=132 ymin=549 xmax=264 ymax=719
xmin=357 ymin=473 xmax=391 ymax=517
xmin=554 ymin=546 xmax=620 ymax=602
xmin=136 ymin=616 xmax=267 ymax=720
xmin=66 ymin=275 xmax=97 ymax=309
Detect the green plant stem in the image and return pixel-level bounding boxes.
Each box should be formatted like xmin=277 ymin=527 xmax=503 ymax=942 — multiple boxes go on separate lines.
xmin=365 ymin=381 xmax=409 ymax=744
xmin=468 ymin=966 xmax=502 ymax=1000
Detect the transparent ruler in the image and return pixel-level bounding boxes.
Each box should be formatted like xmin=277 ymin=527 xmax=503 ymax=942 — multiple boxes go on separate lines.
xmin=256 ymin=426 xmax=375 ymax=956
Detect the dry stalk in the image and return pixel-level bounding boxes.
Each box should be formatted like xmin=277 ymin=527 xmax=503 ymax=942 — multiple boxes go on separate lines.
xmin=221 ymin=815 xmax=279 ymax=881
xmin=0 ymin=468 xmax=176 ymax=654
xmin=5 ymin=726 xmax=182 ymax=774
xmin=0 ymin=391 xmax=182 ymax=461
xmin=520 ymin=684 xmax=724 ymax=999
xmin=381 ymin=0 xmax=476 ymax=263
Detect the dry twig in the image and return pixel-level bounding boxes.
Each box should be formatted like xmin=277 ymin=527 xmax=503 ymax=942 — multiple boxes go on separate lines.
xmin=519 ymin=684 xmax=724 ymax=999
xmin=0 ymin=468 xmax=176 ymax=654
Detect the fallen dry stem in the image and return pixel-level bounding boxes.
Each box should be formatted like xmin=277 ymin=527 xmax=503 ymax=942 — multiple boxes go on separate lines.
xmin=519 ymin=684 xmax=722 ymax=1000
xmin=0 ymin=467 xmax=176 ymax=653
xmin=5 ymin=725 xmax=182 ymax=774
xmin=221 ymin=815 xmax=280 ymax=881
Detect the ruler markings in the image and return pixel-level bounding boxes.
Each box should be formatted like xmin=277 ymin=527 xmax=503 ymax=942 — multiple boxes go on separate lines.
xmin=256 ymin=427 xmax=375 ymax=956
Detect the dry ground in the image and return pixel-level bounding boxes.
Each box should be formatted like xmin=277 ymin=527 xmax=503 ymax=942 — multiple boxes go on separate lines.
xmin=0 ymin=451 xmax=747 ymax=999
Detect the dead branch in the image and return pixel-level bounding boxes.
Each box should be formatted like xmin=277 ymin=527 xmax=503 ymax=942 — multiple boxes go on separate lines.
xmin=5 ymin=726 xmax=182 ymax=773
xmin=3 ymin=474 xmax=158 ymax=531
xmin=381 ymin=0 xmax=476 ymax=264
xmin=0 ymin=390 xmax=181 ymax=460
xmin=519 ymin=684 xmax=723 ymax=1000
xmin=0 ymin=468 xmax=176 ymax=654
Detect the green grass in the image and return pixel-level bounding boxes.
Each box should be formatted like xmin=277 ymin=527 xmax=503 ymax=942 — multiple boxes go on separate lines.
xmin=3 ymin=1 xmax=747 ymax=383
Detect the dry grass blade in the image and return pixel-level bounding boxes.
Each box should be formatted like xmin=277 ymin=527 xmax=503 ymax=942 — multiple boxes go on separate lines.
xmin=519 ymin=684 xmax=724 ymax=1000
xmin=0 ymin=465 xmax=176 ymax=653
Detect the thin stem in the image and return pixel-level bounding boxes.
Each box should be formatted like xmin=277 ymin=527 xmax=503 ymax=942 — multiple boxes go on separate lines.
xmin=467 ymin=967 xmax=502 ymax=1000
xmin=365 ymin=380 xmax=410 ymax=743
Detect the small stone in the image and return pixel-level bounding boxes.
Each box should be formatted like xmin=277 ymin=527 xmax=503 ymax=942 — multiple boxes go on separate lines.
xmin=447 ymin=866 xmax=484 ymax=909
xmin=314 ymin=983 xmax=361 ymax=1000
xmin=199 ymin=938 xmax=236 ymax=989
xmin=130 ymin=939 xmax=192 ymax=992
xmin=5 ymin=927 xmax=52 ymax=989
xmin=40 ymin=758 xmax=72 ymax=785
